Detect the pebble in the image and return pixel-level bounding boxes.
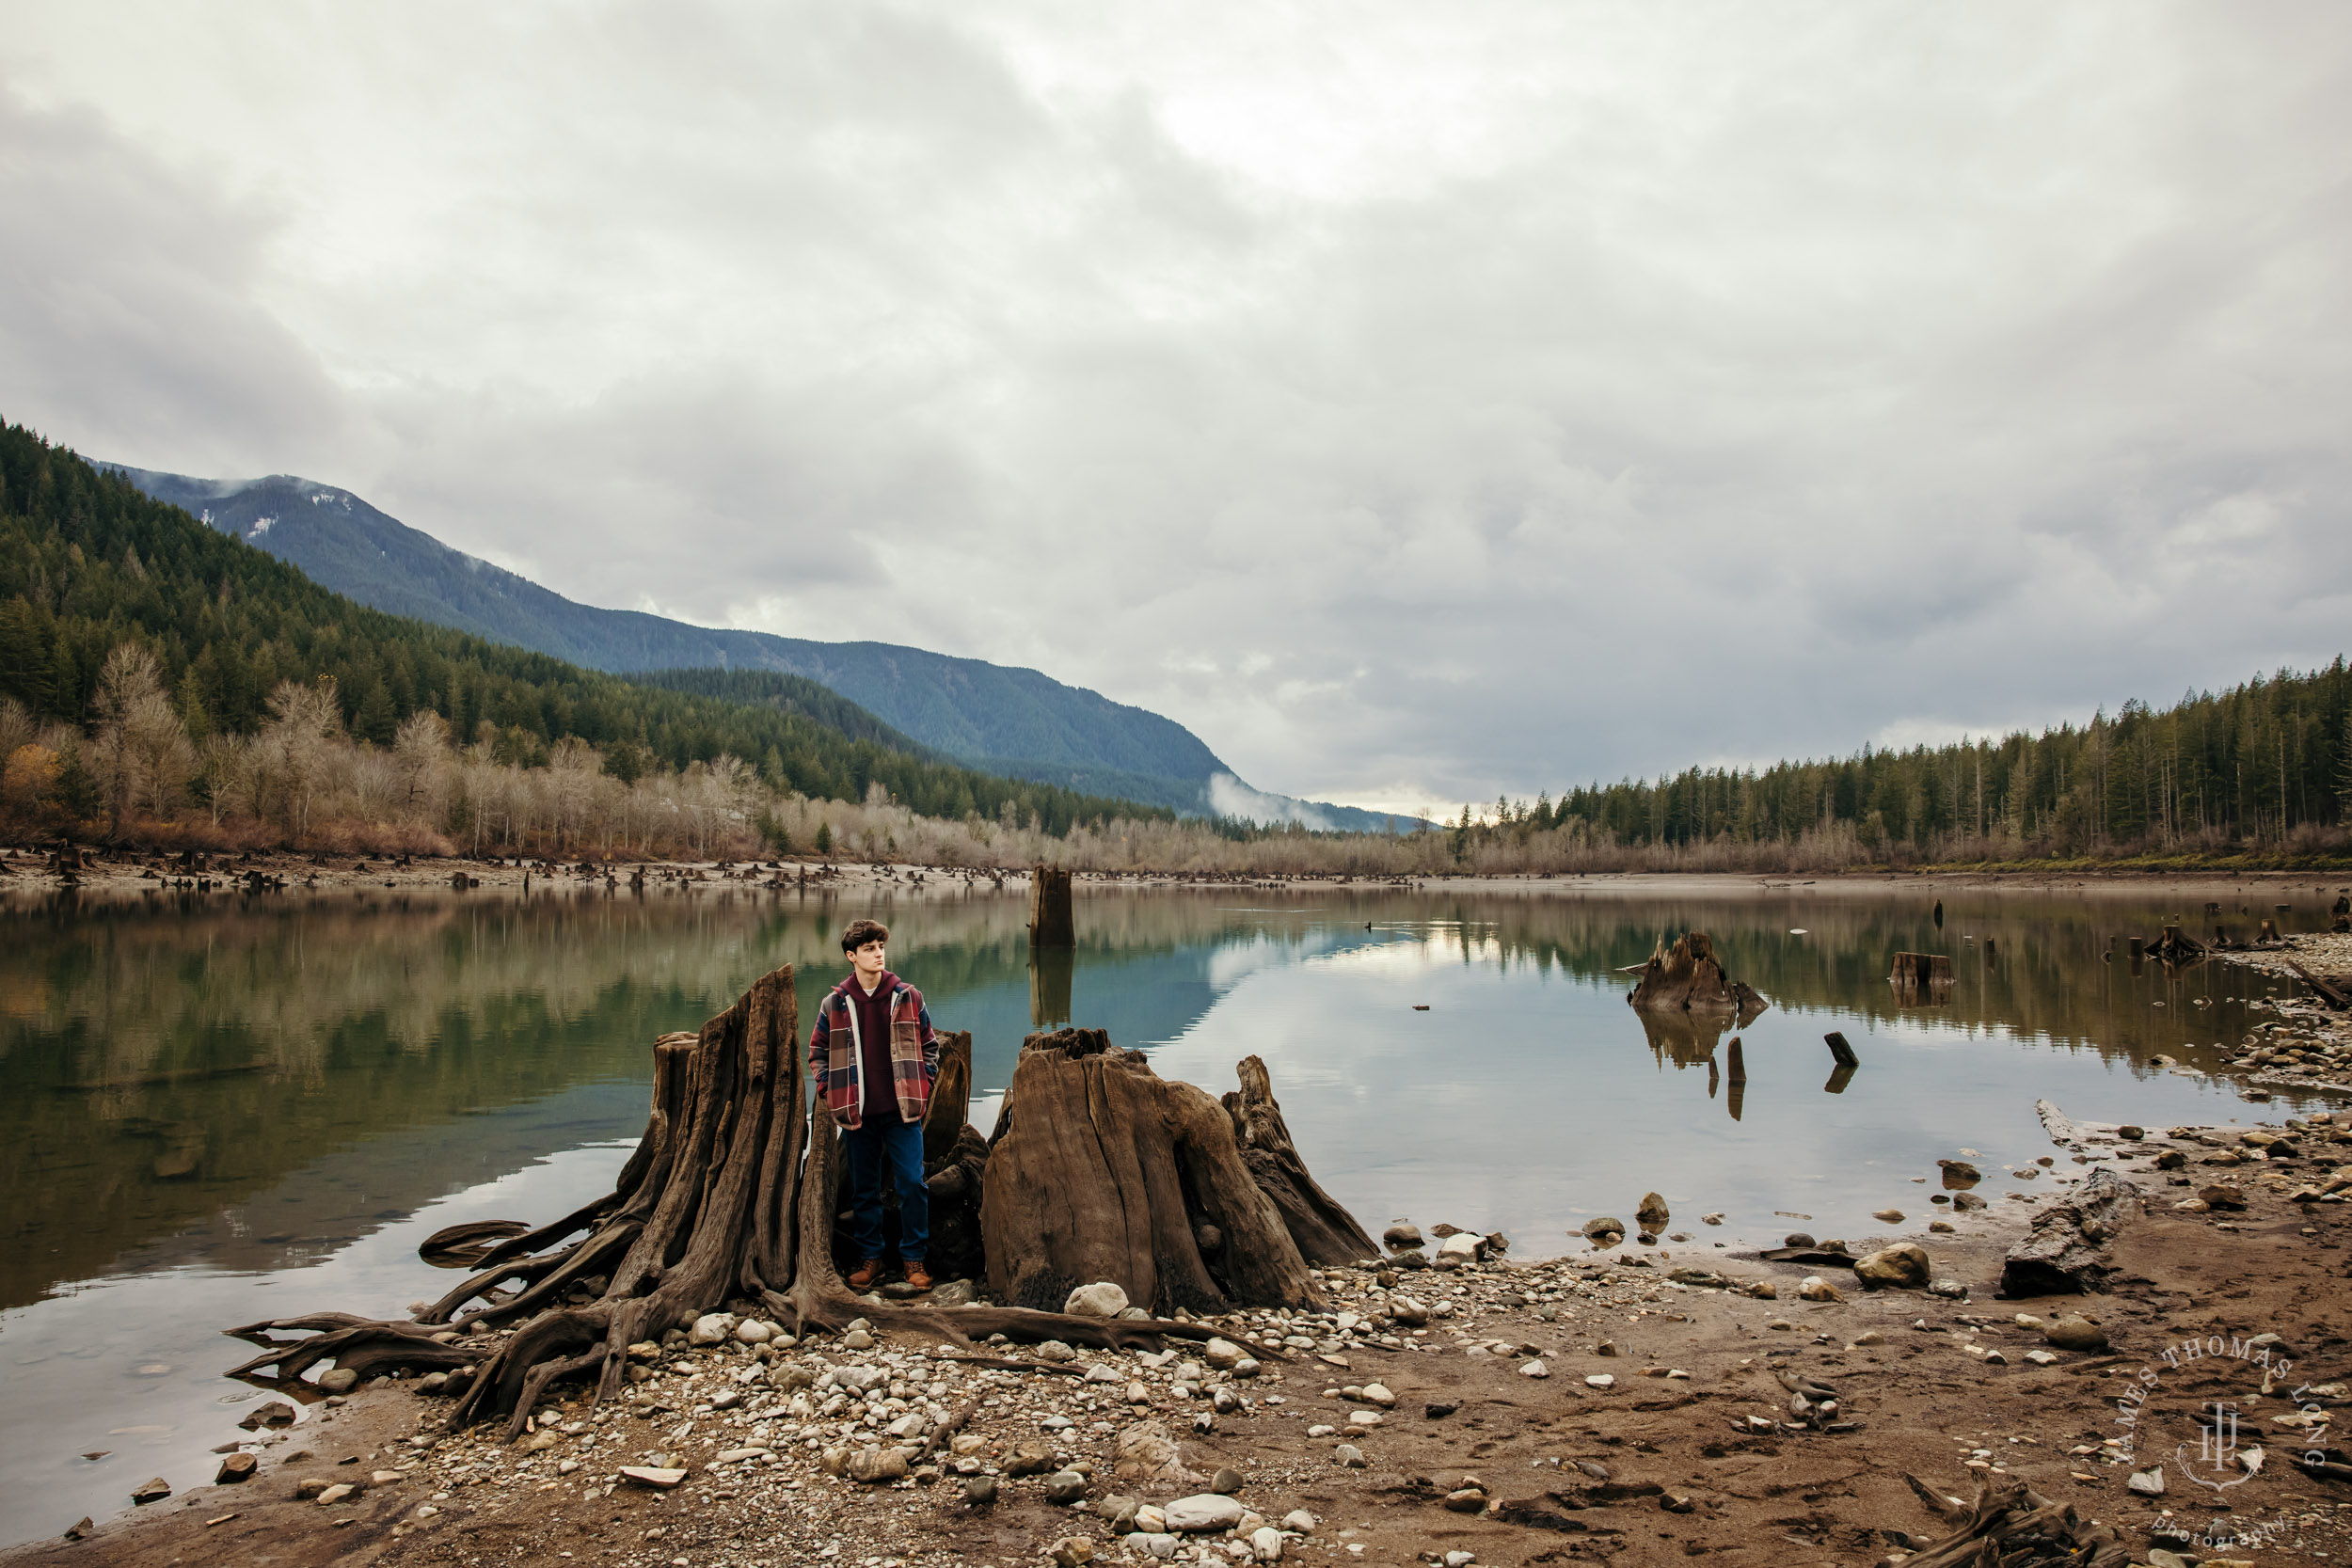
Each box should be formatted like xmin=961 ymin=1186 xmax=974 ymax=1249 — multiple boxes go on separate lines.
xmin=1045 ymin=1470 xmax=1088 ymax=1504
xmin=1584 ymin=1373 xmax=1615 ymax=1389
xmin=215 ymin=1452 xmax=258 ymax=1484
xmin=964 ymin=1475 xmax=998 ymax=1506
xmin=315 ymin=1368 xmax=358 ymax=1395
xmin=130 ymin=1478 xmax=170 ymax=1505
xmin=621 ymin=1466 xmax=688 ymax=1489
xmin=1050 ymin=1536 xmax=1096 ymax=1568
xmin=1518 ymin=1359 xmax=1549 ymax=1378
xmin=1334 ymin=1445 xmax=1367 ymax=1468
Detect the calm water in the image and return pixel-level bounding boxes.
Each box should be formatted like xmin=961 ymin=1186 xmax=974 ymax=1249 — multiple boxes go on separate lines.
xmin=0 ymin=880 xmax=2334 ymax=1544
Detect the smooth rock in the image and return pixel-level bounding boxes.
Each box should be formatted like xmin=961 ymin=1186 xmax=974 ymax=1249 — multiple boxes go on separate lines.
xmin=1799 ymin=1275 xmax=1845 ymax=1303
xmin=1281 ymin=1509 xmax=1317 ymax=1533
xmin=1360 ymin=1382 xmax=1395 ymax=1406
xmin=315 ymin=1368 xmax=358 ymax=1395
xmin=237 ymin=1402 xmax=296 ymax=1431
xmin=314 ymin=1483 xmax=357 ymax=1506
xmin=1852 ymin=1243 xmax=1931 ymax=1290
xmin=1134 ymin=1533 xmax=1179 ymax=1560
xmin=841 ymin=1328 xmax=876 ymax=1351
xmin=689 ymin=1313 xmax=735 ymax=1346
xmin=1581 ymin=1217 xmax=1626 ymax=1242
xmin=1585 ymin=1373 xmax=1615 ymax=1389
xmin=1065 ymin=1282 xmax=1131 ymax=1318
xmin=1045 ymin=1470 xmax=1089 ymax=1504
xmin=1636 ymin=1193 xmax=1670 ymax=1229
xmin=733 ymin=1319 xmax=771 ymax=1345
xmin=1334 ymin=1445 xmax=1367 ymax=1468
xmin=1518 ymin=1359 xmax=1549 ymax=1379
xmin=215 ymin=1452 xmax=258 ymax=1485
xmin=1872 ymin=1209 xmax=1905 ymax=1223
xmin=2126 ymin=1467 xmax=2166 ymax=1496
xmin=847 ymin=1448 xmax=911 ymax=1485
xmin=1382 ymin=1223 xmax=1423 ymax=1250
xmin=1210 ymin=1465 xmax=1245 ymax=1495
xmin=1250 ymin=1525 xmax=1284 ymax=1562
xmin=1166 ymin=1494 xmax=1247 ymax=1532
xmin=2045 ymin=1315 xmax=2109 ymax=1352
xmin=1050 ymin=1538 xmax=1096 ymax=1568
xmin=964 ymin=1475 xmax=998 ymax=1506
xmin=1437 ymin=1232 xmax=1484 ymax=1262
xmin=130 ymin=1478 xmax=170 ymax=1505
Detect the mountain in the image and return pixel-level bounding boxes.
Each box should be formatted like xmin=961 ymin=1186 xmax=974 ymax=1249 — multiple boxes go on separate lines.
xmin=102 ymin=463 xmax=1406 ymax=829
xmin=2 ymin=426 xmax=1166 ymax=833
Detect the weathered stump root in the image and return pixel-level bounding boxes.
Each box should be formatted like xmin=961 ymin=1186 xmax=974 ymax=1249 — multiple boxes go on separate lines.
xmin=1225 ymin=1054 xmax=1378 ymax=1268
xmin=226 ymin=967 xmax=1263 ymax=1441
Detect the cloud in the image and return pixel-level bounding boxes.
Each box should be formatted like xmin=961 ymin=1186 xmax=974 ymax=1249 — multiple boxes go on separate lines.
xmin=4 ymin=2 xmax=2349 ymax=809
xmin=1206 ymin=773 xmax=1331 ymax=831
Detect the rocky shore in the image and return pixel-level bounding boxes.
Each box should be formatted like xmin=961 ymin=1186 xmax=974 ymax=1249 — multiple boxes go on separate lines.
xmin=14 ymin=1101 xmax=2351 ymax=1568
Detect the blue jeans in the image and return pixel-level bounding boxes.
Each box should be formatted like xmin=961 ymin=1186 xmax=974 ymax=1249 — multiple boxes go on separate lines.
xmin=843 ymin=1117 xmax=928 ymax=1262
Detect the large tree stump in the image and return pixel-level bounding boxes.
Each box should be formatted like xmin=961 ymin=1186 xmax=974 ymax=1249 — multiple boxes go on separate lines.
xmin=981 ymin=1029 xmax=1343 ymax=1315
xmin=1627 ymin=931 xmax=1766 ymax=1017
xmin=1224 ymin=1055 xmax=1378 ymax=1268
xmin=1029 ymin=864 xmax=1075 ymax=947
xmin=227 ymin=969 xmax=1234 ymax=1441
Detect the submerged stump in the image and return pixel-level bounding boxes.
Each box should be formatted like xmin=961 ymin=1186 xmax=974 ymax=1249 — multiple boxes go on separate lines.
xmin=1628 ymin=931 xmax=1766 ymax=1018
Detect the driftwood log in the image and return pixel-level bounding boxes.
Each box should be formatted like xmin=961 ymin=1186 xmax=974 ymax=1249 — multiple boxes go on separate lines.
xmin=1627 ymin=932 xmax=1766 ymax=1018
xmin=2001 ymin=1166 xmax=2142 ymax=1297
xmin=1897 ymin=1476 xmax=2131 ymax=1568
xmin=226 ymin=967 xmax=1252 ymax=1439
xmin=982 ymin=1028 xmax=1361 ymax=1314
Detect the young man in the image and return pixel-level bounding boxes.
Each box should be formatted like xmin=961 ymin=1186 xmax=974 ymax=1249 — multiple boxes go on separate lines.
xmin=807 ymin=918 xmax=941 ymax=1291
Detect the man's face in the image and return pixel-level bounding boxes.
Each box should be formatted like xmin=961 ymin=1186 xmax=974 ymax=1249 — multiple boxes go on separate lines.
xmin=850 ymin=939 xmax=887 ymax=982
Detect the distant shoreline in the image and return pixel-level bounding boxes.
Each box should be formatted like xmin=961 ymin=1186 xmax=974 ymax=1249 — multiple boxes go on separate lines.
xmin=4 ymin=843 xmax=2344 ymax=908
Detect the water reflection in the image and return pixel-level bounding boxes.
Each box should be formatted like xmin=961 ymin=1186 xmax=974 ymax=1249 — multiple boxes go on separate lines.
xmin=0 ymin=882 xmax=2326 ymax=1545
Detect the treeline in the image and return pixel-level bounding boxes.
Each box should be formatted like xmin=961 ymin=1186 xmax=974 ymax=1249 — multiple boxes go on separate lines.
xmin=0 ymin=423 xmax=1167 ymax=836
xmin=1470 ymin=663 xmax=2352 ymax=866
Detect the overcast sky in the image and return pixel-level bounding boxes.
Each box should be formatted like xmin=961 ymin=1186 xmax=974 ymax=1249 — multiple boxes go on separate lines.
xmin=4 ymin=3 xmax=2348 ymax=816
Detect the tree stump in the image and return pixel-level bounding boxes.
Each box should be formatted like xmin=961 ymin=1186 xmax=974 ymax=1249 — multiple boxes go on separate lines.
xmin=227 ymin=969 xmax=1233 ymax=1441
xmin=1029 ymin=864 xmax=1075 ymax=947
xmin=1888 ymin=951 xmax=1954 ymax=998
xmin=980 ymin=1029 xmax=1343 ymax=1315
xmin=1626 ymin=932 xmax=1766 ymax=1017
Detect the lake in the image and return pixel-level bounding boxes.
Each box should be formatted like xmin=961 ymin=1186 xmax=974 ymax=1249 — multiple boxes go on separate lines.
xmin=0 ymin=879 xmax=2324 ymax=1544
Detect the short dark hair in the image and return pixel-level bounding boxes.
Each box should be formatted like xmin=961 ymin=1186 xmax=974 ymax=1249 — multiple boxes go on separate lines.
xmin=841 ymin=918 xmax=890 ymax=954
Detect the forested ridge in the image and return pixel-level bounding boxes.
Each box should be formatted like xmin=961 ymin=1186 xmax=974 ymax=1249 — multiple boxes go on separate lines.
xmin=0 ymin=423 xmax=1167 ymax=835
xmin=1503 ymin=664 xmax=2352 ymax=864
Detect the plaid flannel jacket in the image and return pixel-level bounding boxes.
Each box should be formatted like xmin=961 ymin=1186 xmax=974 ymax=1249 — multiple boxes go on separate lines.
xmin=808 ymin=976 xmax=938 ymax=1130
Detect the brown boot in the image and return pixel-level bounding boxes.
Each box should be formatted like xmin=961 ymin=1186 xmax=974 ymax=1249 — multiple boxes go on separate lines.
xmin=847 ymin=1258 xmax=883 ymax=1291
xmin=903 ymin=1261 xmax=934 ymax=1292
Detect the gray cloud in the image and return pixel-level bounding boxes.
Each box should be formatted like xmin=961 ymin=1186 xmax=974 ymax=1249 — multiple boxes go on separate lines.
xmin=4 ymin=2 xmax=2348 ymax=815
